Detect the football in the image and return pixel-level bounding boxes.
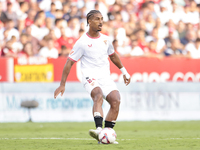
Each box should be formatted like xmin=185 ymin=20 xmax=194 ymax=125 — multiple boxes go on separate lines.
xmin=98 ymin=128 xmax=117 ymax=144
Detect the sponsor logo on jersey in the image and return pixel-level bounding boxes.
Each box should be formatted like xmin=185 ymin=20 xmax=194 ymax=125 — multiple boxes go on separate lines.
xmin=104 ymin=40 xmax=107 ymax=45
xmin=88 ymin=44 xmax=92 ymax=47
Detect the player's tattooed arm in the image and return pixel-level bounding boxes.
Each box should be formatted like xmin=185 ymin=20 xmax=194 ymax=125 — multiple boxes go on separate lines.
xmin=54 ymin=58 xmax=75 ymax=98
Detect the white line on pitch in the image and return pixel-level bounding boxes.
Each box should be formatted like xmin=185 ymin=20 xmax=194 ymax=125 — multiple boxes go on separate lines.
xmin=0 ymin=138 xmax=136 ymax=140
xmin=160 ymin=138 xmax=200 ymax=140
xmin=0 ymin=138 xmax=94 ymax=140
xmin=1 ymin=138 xmax=199 ymax=140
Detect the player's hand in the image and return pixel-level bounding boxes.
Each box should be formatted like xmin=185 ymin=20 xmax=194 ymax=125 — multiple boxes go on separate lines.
xmin=54 ymin=85 xmax=65 ymax=99
xmin=123 ymin=74 xmax=131 ymax=86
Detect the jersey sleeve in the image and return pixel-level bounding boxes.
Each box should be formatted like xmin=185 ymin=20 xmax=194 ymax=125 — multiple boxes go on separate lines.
xmin=107 ymin=38 xmax=115 ymax=56
xmin=68 ymin=40 xmax=84 ymax=62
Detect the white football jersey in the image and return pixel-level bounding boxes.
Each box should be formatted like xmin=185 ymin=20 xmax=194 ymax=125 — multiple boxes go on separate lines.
xmin=69 ymin=32 xmax=115 ymax=82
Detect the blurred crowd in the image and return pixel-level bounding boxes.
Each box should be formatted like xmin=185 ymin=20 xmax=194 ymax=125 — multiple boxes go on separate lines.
xmin=0 ymin=0 xmax=200 ymax=59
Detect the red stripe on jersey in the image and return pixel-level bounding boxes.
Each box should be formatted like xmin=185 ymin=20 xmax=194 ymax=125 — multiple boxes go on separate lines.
xmin=68 ymin=57 xmax=77 ymax=62
xmin=109 ymin=52 xmax=115 ymax=56
xmin=86 ymin=33 xmax=101 ymax=39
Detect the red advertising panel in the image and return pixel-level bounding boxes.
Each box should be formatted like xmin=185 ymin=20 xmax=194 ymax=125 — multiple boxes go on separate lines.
xmin=53 ymin=57 xmax=200 ymax=82
xmin=0 ymin=58 xmax=14 ymax=82
xmin=110 ymin=57 xmax=200 ymax=82
xmin=1 ymin=57 xmax=200 ymax=82
xmin=51 ymin=57 xmax=78 ymax=81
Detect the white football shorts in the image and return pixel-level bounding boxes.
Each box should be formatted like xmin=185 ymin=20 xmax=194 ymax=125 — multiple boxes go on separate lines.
xmin=83 ymin=76 xmax=118 ymax=99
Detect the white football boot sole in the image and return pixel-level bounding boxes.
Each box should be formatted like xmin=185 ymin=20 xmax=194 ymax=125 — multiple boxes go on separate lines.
xmin=89 ymin=129 xmax=101 ymax=141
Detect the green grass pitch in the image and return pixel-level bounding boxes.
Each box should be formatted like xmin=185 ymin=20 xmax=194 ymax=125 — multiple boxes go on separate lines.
xmin=0 ymin=121 xmax=200 ymax=150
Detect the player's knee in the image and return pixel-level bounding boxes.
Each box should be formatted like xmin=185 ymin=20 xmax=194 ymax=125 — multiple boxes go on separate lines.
xmin=111 ymin=98 xmax=120 ymax=109
xmin=93 ymin=93 xmax=103 ymax=104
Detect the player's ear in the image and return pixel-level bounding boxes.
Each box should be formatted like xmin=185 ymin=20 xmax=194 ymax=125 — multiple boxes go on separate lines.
xmin=88 ymin=18 xmax=92 ymax=26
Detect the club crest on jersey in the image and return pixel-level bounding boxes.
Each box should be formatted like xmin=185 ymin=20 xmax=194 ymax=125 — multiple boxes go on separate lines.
xmin=88 ymin=44 xmax=92 ymax=47
xmin=104 ymin=40 xmax=107 ymax=45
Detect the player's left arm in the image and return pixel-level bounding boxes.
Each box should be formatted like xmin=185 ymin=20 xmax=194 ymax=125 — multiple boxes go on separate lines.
xmin=109 ymin=52 xmax=131 ymax=86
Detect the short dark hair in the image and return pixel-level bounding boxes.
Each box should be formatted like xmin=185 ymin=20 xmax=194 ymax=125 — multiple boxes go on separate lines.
xmin=55 ymin=18 xmax=61 ymax=25
xmin=196 ymin=38 xmax=200 ymax=42
xmin=86 ymin=10 xmax=101 ymax=26
xmin=19 ymin=2 xmax=25 ymax=7
xmin=61 ymin=45 xmax=67 ymax=50
xmin=51 ymin=2 xmax=55 ymax=6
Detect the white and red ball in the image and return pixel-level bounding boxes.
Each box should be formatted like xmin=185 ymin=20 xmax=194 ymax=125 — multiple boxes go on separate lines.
xmin=98 ymin=128 xmax=117 ymax=144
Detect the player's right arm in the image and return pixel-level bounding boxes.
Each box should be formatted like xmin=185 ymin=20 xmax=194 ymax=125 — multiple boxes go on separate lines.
xmin=54 ymin=38 xmax=84 ymax=99
xmin=54 ymin=58 xmax=75 ymax=99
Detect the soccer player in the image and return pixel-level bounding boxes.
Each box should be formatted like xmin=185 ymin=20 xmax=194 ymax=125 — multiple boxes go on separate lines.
xmin=54 ymin=10 xmax=131 ymax=144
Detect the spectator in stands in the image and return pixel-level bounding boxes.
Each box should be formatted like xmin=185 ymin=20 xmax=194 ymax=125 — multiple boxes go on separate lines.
xmin=147 ymin=40 xmax=158 ymax=54
xmin=164 ymin=29 xmax=175 ymax=48
xmin=164 ymin=39 xmax=187 ymax=57
xmin=112 ymin=39 xmax=120 ymax=56
xmin=177 ymin=21 xmax=186 ymax=39
xmin=55 ymin=9 xmax=64 ymax=19
xmin=124 ymin=39 xmax=144 ymax=57
xmin=63 ymin=5 xmax=81 ymax=21
xmin=20 ymin=33 xmax=28 ymax=47
xmin=2 ymin=40 xmax=17 ymax=57
xmin=30 ymin=17 xmax=44 ymax=40
xmin=0 ymin=29 xmax=9 ymax=49
xmin=41 ymin=29 xmax=58 ymax=49
xmin=4 ymin=19 xmax=20 ymax=41
xmin=18 ymin=42 xmax=33 ymax=57
xmin=157 ymin=1 xmax=170 ymax=25
xmin=56 ymin=27 xmax=76 ymax=53
xmin=45 ymin=2 xmax=56 ymax=19
xmin=3 ymin=2 xmax=18 ymax=27
xmin=196 ymin=30 xmax=200 ymax=39
xmin=137 ymin=19 xmax=149 ymax=36
xmin=185 ymin=38 xmax=200 ymax=59
xmin=25 ymin=25 xmax=41 ymax=55
xmin=170 ymin=2 xmax=183 ymax=25
xmin=165 ymin=19 xmax=179 ymax=39
xmin=181 ymin=30 xmax=196 ymax=45
xmin=42 ymin=17 xmax=54 ymax=38
xmin=112 ymin=12 xmax=124 ymax=28
xmin=17 ymin=19 xmax=25 ymax=34
xmin=25 ymin=9 xmax=37 ymax=27
xmin=146 ymin=1 xmax=158 ymax=19
xmin=36 ymin=10 xmax=46 ymax=26
xmin=121 ymin=2 xmax=135 ymax=23
xmin=146 ymin=27 xmax=166 ymax=53
xmin=39 ymin=38 xmax=58 ymax=59
xmin=10 ymin=36 xmax=23 ymax=54
xmin=16 ymin=1 xmax=28 ymax=20
xmin=155 ymin=17 xmax=167 ymax=39
xmin=59 ymin=45 xmax=70 ymax=57
xmin=124 ymin=13 xmax=137 ymax=36
xmin=0 ymin=2 xmax=8 ymax=23
xmin=65 ymin=17 xmax=80 ymax=38
xmin=2 ymin=36 xmax=22 ymax=58
xmin=107 ymin=3 xmax=121 ymax=21
xmin=53 ymin=18 xmax=62 ymax=38
xmin=136 ymin=29 xmax=149 ymax=53
xmin=145 ymin=14 xmax=156 ymax=34
xmin=62 ymin=2 xmax=70 ymax=15
xmin=78 ymin=28 xmax=85 ymax=39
